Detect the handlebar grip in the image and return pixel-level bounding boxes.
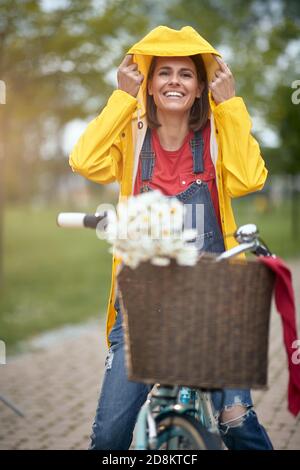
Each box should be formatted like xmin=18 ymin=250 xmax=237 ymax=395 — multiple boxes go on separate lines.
xmin=56 ymin=212 xmax=107 ymax=229
xmin=83 ymin=213 xmax=107 ymax=229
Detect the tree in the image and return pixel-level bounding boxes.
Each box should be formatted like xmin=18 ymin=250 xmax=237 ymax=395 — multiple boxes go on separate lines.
xmin=166 ymin=0 xmax=300 ymax=235
xmin=0 ymin=0 xmax=162 ymax=287
xmin=263 ymin=83 xmax=300 ymax=236
xmin=0 ymin=0 xmax=157 ymax=201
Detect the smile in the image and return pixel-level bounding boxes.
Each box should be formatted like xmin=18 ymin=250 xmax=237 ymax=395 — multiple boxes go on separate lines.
xmin=163 ymin=91 xmax=185 ymax=98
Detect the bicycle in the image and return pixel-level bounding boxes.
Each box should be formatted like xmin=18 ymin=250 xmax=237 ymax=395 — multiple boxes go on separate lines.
xmin=126 ymin=223 xmax=273 ymax=451
xmin=57 ymin=212 xmax=273 ymax=450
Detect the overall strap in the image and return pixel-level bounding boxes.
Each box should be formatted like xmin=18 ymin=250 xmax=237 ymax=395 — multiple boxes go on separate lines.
xmin=140 ymin=127 xmax=155 ymax=182
xmin=140 ymin=127 xmax=205 ymax=184
xmin=190 ymin=130 xmax=204 ymax=174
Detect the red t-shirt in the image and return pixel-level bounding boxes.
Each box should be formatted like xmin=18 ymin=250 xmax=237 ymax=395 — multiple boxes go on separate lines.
xmin=133 ymin=121 xmax=222 ymax=231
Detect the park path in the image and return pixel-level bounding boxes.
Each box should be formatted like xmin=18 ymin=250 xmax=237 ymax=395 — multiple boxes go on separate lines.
xmin=0 ymin=260 xmax=299 ymax=450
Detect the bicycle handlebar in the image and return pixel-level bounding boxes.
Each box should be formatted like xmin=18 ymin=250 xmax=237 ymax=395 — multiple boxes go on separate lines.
xmin=56 ymin=212 xmax=107 ymax=229
xmin=57 ymin=213 xmax=274 ymax=259
xmin=216 ymin=223 xmax=273 ymax=260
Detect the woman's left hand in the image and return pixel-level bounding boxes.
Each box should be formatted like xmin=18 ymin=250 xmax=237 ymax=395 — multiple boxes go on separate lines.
xmin=209 ymin=56 xmax=235 ymax=105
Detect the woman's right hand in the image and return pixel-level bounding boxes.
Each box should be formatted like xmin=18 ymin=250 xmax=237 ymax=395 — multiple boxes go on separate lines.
xmin=117 ymin=54 xmax=144 ymax=98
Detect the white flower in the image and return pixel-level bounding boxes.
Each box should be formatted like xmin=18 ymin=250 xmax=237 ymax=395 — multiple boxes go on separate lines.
xmin=104 ymin=190 xmax=199 ymax=269
xmin=176 ymin=245 xmax=199 ymax=266
xmin=151 ymin=256 xmax=170 ymax=266
xmin=182 ymin=229 xmax=198 ymax=242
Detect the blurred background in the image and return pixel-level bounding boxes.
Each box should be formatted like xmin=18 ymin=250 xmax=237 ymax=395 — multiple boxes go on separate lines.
xmin=0 ymin=0 xmax=299 ymax=351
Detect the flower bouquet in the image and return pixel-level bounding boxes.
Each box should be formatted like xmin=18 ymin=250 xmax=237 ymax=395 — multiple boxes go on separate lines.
xmin=104 ymin=190 xmax=198 ymax=268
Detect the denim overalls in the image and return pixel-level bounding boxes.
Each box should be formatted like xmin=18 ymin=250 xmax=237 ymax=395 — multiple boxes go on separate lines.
xmin=90 ymin=127 xmax=273 ymax=450
xmin=139 ymin=127 xmax=225 ymax=253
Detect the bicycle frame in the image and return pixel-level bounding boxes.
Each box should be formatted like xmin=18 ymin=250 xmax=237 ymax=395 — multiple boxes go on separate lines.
xmin=135 ymin=386 xmax=218 ymax=449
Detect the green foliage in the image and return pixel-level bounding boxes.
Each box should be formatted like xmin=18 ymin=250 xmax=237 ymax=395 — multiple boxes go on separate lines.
xmin=0 ymin=0 xmax=156 ymax=201
xmin=166 ymin=0 xmax=300 ymax=175
xmin=264 ymin=85 xmax=300 ymax=174
xmin=1 ymin=0 xmax=300 ymax=201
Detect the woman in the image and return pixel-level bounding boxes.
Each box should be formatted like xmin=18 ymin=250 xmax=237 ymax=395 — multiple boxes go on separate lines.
xmin=69 ymin=26 xmax=273 ymax=450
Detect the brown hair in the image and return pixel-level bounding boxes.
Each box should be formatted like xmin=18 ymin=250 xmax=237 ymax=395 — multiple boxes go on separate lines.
xmin=146 ymin=55 xmax=209 ymax=131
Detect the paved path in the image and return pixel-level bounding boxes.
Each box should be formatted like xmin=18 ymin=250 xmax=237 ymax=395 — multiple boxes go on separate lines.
xmin=0 ymin=260 xmax=299 ymax=450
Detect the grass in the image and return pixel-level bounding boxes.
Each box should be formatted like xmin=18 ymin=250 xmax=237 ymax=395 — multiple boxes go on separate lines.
xmin=0 ymin=204 xmax=112 ymax=351
xmin=232 ymin=195 xmax=300 ymax=259
xmin=0 ymin=195 xmax=299 ymax=350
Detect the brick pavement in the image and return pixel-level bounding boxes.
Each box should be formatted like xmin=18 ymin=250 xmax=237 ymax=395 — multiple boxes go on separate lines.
xmin=0 ymin=260 xmax=299 ymax=450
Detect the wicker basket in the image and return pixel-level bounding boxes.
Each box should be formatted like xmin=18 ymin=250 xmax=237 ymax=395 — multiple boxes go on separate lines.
xmin=117 ymin=254 xmax=275 ymax=390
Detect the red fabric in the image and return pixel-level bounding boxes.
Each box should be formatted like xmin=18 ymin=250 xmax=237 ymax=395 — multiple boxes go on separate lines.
xmin=133 ymin=121 xmax=222 ymax=231
xmin=260 ymin=256 xmax=300 ymax=416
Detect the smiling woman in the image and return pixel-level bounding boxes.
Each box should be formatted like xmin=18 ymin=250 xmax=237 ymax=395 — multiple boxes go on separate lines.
xmin=69 ymin=25 xmax=270 ymax=451
xmin=146 ymin=56 xmax=209 ymax=137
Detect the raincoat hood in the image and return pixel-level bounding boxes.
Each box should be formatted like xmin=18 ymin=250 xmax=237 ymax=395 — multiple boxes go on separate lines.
xmin=127 ymin=25 xmax=222 ymax=118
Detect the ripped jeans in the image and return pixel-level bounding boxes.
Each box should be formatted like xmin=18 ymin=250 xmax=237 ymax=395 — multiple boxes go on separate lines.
xmin=90 ymin=305 xmax=273 ymax=450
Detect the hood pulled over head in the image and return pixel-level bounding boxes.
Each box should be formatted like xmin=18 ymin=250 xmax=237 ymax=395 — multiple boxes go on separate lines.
xmin=127 ymin=25 xmax=221 ymax=118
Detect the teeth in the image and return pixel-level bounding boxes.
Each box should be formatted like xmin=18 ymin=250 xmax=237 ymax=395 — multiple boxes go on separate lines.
xmin=164 ymin=92 xmax=183 ymax=97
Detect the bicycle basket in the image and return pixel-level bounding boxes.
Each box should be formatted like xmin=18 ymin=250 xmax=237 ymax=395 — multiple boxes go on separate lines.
xmin=117 ymin=254 xmax=275 ymax=390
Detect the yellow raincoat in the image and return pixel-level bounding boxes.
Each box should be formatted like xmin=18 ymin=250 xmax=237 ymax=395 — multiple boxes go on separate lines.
xmin=69 ymin=26 xmax=268 ymax=347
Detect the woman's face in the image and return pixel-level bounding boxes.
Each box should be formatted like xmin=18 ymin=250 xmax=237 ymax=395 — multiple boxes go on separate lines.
xmin=148 ymin=56 xmax=204 ymax=115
